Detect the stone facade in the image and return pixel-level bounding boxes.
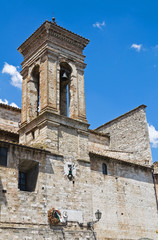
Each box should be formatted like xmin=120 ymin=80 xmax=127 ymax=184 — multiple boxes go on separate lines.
xmin=91 ymin=153 xmax=157 ymax=239
xmin=95 ymin=105 xmax=152 ymax=165
xmin=0 ymin=104 xmax=20 ymax=143
xmin=0 ymin=18 xmax=158 ymax=240
xmin=0 ymin=104 xmax=20 ymax=133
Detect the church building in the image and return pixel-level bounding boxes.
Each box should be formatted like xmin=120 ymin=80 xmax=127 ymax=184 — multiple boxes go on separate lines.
xmin=0 ymin=18 xmax=158 ymax=240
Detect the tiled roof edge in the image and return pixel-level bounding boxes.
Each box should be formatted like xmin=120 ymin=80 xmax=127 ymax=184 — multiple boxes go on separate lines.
xmin=0 ymin=103 xmax=21 ymax=112
xmin=18 ymin=20 xmax=89 ymax=52
xmin=89 ymin=151 xmax=152 ymax=170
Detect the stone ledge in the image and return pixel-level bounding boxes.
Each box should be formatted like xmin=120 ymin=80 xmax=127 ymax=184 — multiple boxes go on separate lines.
xmin=89 ymin=151 xmax=153 ymax=170
xmin=0 ymin=140 xmax=50 ymax=153
xmin=77 ymin=158 xmax=90 ymax=163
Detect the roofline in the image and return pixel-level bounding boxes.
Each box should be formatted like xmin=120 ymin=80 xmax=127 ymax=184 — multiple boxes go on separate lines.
xmin=88 ymin=129 xmax=110 ymax=138
xmin=0 ymin=103 xmax=21 ymax=112
xmin=17 ymin=20 xmax=47 ymax=52
xmin=0 ymin=140 xmax=50 ymax=153
xmin=18 ymin=20 xmax=89 ymax=52
xmin=0 ymin=129 xmax=19 ymax=136
xmin=89 ymin=151 xmax=153 ymax=170
xmin=95 ymin=105 xmax=147 ymax=131
xmin=50 ymin=21 xmax=89 ymax=42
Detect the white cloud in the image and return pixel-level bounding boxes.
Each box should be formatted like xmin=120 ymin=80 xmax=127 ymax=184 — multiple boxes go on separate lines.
xmin=10 ymin=102 xmax=19 ymax=108
xmin=148 ymin=124 xmax=158 ymax=148
xmin=131 ymin=44 xmax=142 ymax=52
xmin=0 ymin=99 xmax=19 ymax=108
xmin=0 ymin=99 xmax=8 ymax=105
xmin=2 ymin=62 xmax=22 ymax=89
xmin=93 ymin=21 xmax=106 ymax=30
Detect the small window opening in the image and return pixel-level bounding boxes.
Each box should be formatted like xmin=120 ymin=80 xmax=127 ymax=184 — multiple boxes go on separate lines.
xmin=60 ymin=62 xmax=72 ymax=117
xmin=102 ymin=163 xmax=107 ymax=175
xmin=31 ymin=66 xmax=40 ymax=116
xmin=18 ymin=171 xmax=27 ymax=191
xmin=32 ymin=131 xmax=35 ymax=140
xmin=0 ymin=147 xmax=7 ymax=167
xmin=18 ymin=160 xmax=39 ymax=192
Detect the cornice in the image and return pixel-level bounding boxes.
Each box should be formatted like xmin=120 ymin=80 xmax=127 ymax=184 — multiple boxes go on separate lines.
xmin=19 ymin=109 xmax=89 ymax=134
xmin=18 ymin=20 xmax=89 ymax=58
xmin=48 ymin=27 xmax=88 ymax=50
xmin=21 ymin=67 xmax=29 ymax=78
xmin=17 ymin=21 xmax=47 ymax=55
xmin=21 ymin=40 xmax=86 ymax=69
xmin=0 ymin=140 xmax=50 ymax=153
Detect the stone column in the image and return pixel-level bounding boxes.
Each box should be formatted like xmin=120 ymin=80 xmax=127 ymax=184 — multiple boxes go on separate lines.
xmin=40 ymin=56 xmax=48 ymax=111
xmin=47 ymin=55 xmax=58 ymax=111
xmin=69 ymin=64 xmax=78 ymax=119
xmin=76 ymin=66 xmax=87 ymax=122
xmin=40 ymin=54 xmax=59 ymax=113
xmin=56 ymin=60 xmax=61 ymax=114
xmin=27 ymin=76 xmax=38 ymax=122
xmin=21 ymin=68 xmax=28 ymax=125
xmin=154 ymin=174 xmax=158 ymax=209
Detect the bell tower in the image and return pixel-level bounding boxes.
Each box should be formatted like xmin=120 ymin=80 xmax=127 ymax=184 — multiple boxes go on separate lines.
xmin=18 ymin=18 xmax=90 ymax=156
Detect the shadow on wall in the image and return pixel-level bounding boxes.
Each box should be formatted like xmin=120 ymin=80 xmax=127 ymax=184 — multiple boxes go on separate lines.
xmin=138 ymin=238 xmax=153 ymax=240
xmin=49 ymin=225 xmax=97 ymax=240
xmin=90 ymin=155 xmax=154 ymax=184
xmin=49 ymin=226 xmax=66 ymax=240
xmin=43 ymin=157 xmax=54 ymax=174
xmin=91 ymin=229 xmax=97 ymax=240
xmin=0 ymin=176 xmax=7 ymax=219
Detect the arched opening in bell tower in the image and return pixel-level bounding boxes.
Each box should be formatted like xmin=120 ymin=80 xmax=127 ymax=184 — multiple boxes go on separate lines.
xmin=31 ymin=65 xmax=40 ymax=116
xmin=60 ymin=62 xmax=72 ymax=117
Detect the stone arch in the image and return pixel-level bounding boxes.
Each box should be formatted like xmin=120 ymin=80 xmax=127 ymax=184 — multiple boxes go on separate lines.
xmin=60 ymin=62 xmax=72 ymax=116
xmin=102 ymin=163 xmax=107 ymax=175
xmin=29 ymin=65 xmax=40 ymax=120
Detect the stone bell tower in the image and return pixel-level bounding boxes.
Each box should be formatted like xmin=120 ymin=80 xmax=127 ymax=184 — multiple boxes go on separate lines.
xmin=18 ymin=18 xmax=90 ymax=157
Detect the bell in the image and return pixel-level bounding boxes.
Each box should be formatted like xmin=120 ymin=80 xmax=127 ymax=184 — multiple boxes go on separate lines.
xmin=62 ymin=71 xmax=68 ymax=81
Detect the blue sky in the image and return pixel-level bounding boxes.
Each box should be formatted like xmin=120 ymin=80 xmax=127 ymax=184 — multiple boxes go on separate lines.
xmin=0 ymin=0 xmax=158 ymax=162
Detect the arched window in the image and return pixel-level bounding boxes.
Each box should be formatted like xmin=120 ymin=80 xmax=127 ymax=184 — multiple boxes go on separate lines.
xmin=60 ymin=62 xmax=72 ymax=117
xmin=31 ymin=65 xmax=40 ymax=116
xmin=102 ymin=163 xmax=107 ymax=175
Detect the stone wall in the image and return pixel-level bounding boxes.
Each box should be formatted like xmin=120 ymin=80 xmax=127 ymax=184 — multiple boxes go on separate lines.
xmin=0 ymin=142 xmax=94 ymax=239
xmin=0 ymin=132 xmax=158 ymax=239
xmin=0 ymin=104 xmax=21 ymax=134
xmin=95 ymin=105 xmax=152 ymax=166
xmin=19 ymin=111 xmax=90 ymax=163
xmin=88 ymin=130 xmax=110 ymax=153
xmin=90 ymin=153 xmax=158 ymax=240
xmin=0 ymin=226 xmax=95 ymax=240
